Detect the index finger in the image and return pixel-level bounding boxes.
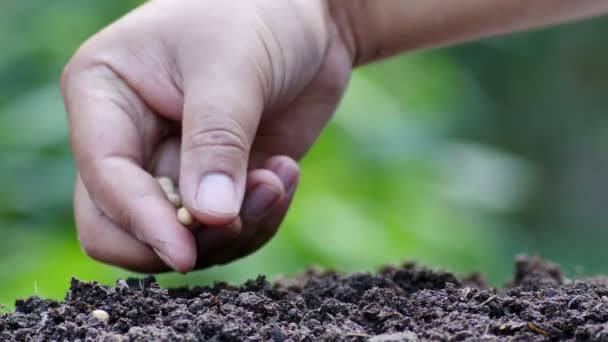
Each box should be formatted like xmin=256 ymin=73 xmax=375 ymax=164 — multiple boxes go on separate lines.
xmin=62 ymin=62 xmax=196 ymax=272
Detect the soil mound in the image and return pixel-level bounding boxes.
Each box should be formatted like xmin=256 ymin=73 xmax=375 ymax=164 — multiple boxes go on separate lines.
xmin=3 ymin=255 xmax=608 ymax=341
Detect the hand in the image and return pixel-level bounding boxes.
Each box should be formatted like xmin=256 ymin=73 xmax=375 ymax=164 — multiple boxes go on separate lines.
xmin=61 ymin=0 xmax=353 ymax=272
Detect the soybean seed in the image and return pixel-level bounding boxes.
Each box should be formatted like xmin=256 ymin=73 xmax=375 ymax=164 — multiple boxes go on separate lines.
xmin=167 ymin=192 xmax=182 ymax=207
xmin=91 ymin=309 xmax=109 ymax=322
xmin=157 ymin=177 xmax=175 ymax=194
xmin=177 ymin=207 xmax=194 ymax=226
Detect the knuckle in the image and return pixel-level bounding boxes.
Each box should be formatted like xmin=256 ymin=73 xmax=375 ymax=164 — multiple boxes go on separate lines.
xmin=187 ymin=119 xmax=250 ymax=156
xmin=59 ymin=51 xmax=90 ymax=99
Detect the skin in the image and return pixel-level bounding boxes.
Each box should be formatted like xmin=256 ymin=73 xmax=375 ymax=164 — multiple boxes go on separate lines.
xmin=62 ymin=0 xmax=608 ymax=273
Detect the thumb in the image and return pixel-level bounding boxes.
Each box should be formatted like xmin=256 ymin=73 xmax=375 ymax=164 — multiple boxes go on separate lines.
xmin=180 ymin=75 xmax=263 ymax=226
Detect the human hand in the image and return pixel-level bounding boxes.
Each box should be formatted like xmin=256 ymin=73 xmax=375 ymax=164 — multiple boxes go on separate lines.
xmin=61 ymin=0 xmax=353 ymax=272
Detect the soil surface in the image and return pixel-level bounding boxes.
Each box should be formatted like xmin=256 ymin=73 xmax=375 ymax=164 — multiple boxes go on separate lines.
xmin=3 ymin=256 xmax=608 ymax=341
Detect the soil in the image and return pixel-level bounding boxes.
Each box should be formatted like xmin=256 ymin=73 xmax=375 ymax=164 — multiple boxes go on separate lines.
xmin=3 ymin=256 xmax=608 ymax=341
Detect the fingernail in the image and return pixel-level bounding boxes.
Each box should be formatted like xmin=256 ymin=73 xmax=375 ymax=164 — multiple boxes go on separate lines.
xmin=285 ymin=176 xmax=298 ymax=196
xmin=276 ymin=166 xmax=298 ymax=195
xmin=242 ymin=185 xmax=280 ymax=222
xmin=195 ymin=173 xmax=236 ymax=216
xmin=153 ymin=248 xmax=177 ymax=271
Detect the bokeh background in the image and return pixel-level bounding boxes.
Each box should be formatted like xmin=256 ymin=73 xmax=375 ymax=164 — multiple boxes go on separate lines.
xmin=2 ymin=1 xmax=608 ymax=308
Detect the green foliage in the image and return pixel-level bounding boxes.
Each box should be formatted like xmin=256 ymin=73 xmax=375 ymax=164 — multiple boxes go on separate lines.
xmin=1 ymin=1 xmax=607 ymax=308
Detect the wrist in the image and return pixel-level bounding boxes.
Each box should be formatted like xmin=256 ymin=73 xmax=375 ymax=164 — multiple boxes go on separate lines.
xmin=327 ymin=0 xmax=381 ymax=67
xmin=327 ymin=0 xmax=608 ymax=69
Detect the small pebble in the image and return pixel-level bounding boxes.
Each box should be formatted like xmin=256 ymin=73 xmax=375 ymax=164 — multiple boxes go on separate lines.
xmin=177 ymin=207 xmax=194 ymax=226
xmin=157 ymin=177 xmax=175 ymax=194
xmin=167 ymin=192 xmax=182 ymax=207
xmin=91 ymin=309 xmax=109 ymax=322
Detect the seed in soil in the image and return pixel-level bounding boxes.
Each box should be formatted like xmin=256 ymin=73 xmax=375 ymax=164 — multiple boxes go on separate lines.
xmin=90 ymin=309 xmax=109 ymax=322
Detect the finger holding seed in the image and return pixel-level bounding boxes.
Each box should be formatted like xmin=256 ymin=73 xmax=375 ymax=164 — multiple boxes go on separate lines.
xmin=156 ymin=177 xmax=194 ymax=227
xmin=157 ymin=177 xmax=181 ymax=207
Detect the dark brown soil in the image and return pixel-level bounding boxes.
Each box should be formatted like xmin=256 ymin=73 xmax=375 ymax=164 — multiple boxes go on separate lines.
xmin=3 ymin=256 xmax=608 ymax=341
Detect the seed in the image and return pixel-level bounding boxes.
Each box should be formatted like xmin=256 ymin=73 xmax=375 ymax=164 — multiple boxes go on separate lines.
xmin=177 ymin=207 xmax=194 ymax=226
xmin=157 ymin=177 xmax=175 ymax=194
xmin=91 ymin=309 xmax=109 ymax=322
xmin=167 ymin=192 xmax=182 ymax=207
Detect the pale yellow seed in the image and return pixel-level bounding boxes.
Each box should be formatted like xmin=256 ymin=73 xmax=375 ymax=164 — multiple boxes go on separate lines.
xmin=157 ymin=177 xmax=175 ymax=194
xmin=177 ymin=207 xmax=194 ymax=226
xmin=91 ymin=309 xmax=109 ymax=322
xmin=167 ymin=192 xmax=182 ymax=207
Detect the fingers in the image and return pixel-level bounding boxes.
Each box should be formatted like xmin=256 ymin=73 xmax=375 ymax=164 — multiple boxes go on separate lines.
xmin=194 ymin=168 xmax=284 ymax=265
xmin=141 ymin=136 xmax=299 ymax=270
xmin=149 ymin=137 xmax=245 ymax=258
xmin=240 ymin=157 xmax=299 ymax=256
xmin=149 ymin=139 xmax=287 ymax=267
xmin=241 ymin=169 xmax=285 ymax=223
xmin=74 ymin=176 xmax=168 ymax=273
xmin=196 ymin=156 xmax=299 ymax=268
xmin=179 ymin=66 xmax=264 ymax=226
xmin=63 ymin=65 xmax=196 ymax=273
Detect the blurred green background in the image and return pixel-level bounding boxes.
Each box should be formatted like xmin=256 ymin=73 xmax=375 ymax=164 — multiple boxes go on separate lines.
xmin=2 ymin=1 xmax=608 ymax=308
